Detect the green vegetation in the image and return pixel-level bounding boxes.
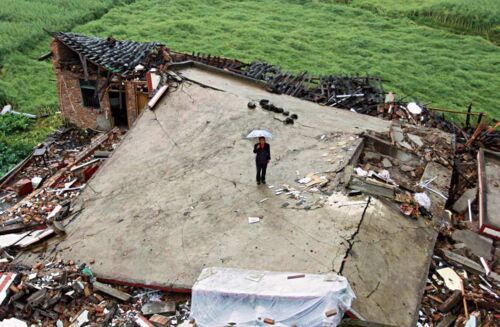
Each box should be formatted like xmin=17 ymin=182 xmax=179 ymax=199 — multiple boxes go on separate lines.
xmin=0 ymin=114 xmax=60 ymax=175
xmin=76 ymin=0 xmax=499 ymax=115
xmin=0 ymin=0 xmax=131 ymax=174
xmin=0 ymin=115 xmax=33 ymax=174
xmin=351 ymin=0 xmax=500 ymax=43
xmin=0 ymin=0 xmax=499 ymax=174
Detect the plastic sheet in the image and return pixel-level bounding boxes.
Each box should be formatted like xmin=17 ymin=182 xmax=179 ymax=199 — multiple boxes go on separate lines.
xmin=190 ymin=267 xmax=356 ymax=327
xmin=414 ymin=192 xmax=431 ymax=210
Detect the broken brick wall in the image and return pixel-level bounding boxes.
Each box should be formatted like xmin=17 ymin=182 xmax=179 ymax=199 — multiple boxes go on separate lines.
xmin=51 ymin=39 xmax=113 ymax=130
xmin=125 ymin=81 xmax=138 ymax=128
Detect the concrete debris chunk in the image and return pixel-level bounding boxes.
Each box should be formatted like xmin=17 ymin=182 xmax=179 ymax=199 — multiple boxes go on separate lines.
xmin=381 ymin=158 xmax=392 ymax=168
xmin=452 ymin=187 xmax=477 ymax=213
xmin=436 ymin=267 xmax=461 ymax=291
xmin=407 ymin=134 xmax=424 ymax=147
xmin=141 ymin=301 xmax=176 ymax=316
xmin=363 ymin=151 xmax=381 ymax=162
xmin=451 ymin=229 xmax=493 ymax=260
xmin=0 ymin=318 xmax=28 ymax=327
xmin=400 ymin=164 xmax=415 ymax=172
xmin=392 ymin=126 xmax=404 ymax=143
xmin=70 ymin=310 xmax=89 ymax=327
xmin=398 ymin=141 xmax=413 ymax=150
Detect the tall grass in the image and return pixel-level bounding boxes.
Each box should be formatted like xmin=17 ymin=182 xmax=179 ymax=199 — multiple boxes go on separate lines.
xmin=351 ymin=0 xmax=500 ymax=43
xmin=0 ymin=0 xmax=133 ymax=61
xmin=76 ymin=0 xmax=499 ymax=118
xmin=411 ymin=1 xmax=499 ymax=43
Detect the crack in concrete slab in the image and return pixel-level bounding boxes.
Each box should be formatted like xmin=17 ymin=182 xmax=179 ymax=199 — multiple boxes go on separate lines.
xmin=339 ymin=196 xmax=372 ymax=275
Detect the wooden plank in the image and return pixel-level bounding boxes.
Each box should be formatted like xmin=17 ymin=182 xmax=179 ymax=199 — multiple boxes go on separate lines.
xmin=92 ymin=281 xmax=131 ymax=302
xmin=7 ymin=129 xmax=117 ymax=214
xmin=0 ymin=223 xmax=36 ymax=235
xmin=0 ymin=155 xmax=33 ymax=189
xmin=442 ymin=250 xmax=500 ymax=282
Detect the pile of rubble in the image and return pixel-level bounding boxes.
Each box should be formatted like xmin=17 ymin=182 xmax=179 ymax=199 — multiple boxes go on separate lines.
xmin=171 ymin=54 xmax=385 ymax=114
xmin=418 ymin=228 xmax=499 ymax=327
xmin=0 ymin=260 xmax=192 ymax=326
xmin=1 ymin=127 xmax=121 ymax=209
xmin=0 ymin=126 xmax=197 ymax=326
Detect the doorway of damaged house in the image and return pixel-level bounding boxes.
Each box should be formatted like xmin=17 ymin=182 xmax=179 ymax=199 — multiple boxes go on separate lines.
xmin=108 ymin=87 xmax=128 ymax=128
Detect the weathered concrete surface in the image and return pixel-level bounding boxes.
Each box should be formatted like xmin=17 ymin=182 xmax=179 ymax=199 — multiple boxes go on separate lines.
xmin=20 ymin=76 xmax=389 ymax=287
xmin=484 ymin=152 xmax=500 ymax=229
xmin=452 ymin=187 xmax=477 ymax=213
xmin=451 ymin=229 xmax=493 ymax=260
xmin=420 ymin=162 xmax=453 ymax=217
xmin=18 ymin=68 xmax=441 ymax=326
xmin=341 ymin=198 xmax=436 ymax=326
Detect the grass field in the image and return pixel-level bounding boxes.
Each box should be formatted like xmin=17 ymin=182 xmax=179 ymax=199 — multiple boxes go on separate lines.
xmin=76 ymin=0 xmax=499 ymax=114
xmin=0 ymin=0 xmax=499 ymax=174
xmin=351 ymin=0 xmax=500 ymax=43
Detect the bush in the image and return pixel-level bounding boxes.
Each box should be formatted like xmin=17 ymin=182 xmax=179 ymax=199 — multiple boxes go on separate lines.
xmin=0 ymin=114 xmax=31 ymax=135
xmin=0 ymin=138 xmax=32 ymax=175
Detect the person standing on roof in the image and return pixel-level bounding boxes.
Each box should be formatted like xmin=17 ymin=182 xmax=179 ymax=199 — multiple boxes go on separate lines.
xmin=253 ymin=137 xmax=271 ymax=185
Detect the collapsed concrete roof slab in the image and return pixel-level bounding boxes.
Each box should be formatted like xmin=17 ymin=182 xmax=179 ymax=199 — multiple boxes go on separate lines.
xmin=18 ymin=67 xmax=445 ymax=326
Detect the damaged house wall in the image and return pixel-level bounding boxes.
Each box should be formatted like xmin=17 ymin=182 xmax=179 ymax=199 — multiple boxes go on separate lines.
xmin=49 ymin=33 xmax=155 ymax=130
xmin=51 ymin=40 xmax=113 ymax=130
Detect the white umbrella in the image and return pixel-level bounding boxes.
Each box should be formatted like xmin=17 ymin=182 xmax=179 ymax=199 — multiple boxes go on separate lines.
xmin=246 ymin=129 xmax=273 ymax=139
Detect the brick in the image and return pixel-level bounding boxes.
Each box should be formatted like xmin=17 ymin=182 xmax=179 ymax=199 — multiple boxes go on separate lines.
xmin=149 ymin=314 xmax=170 ymax=326
xmin=83 ymin=165 xmax=99 ymax=181
xmin=13 ymin=179 xmax=33 ymax=196
xmin=264 ymin=318 xmax=275 ymax=325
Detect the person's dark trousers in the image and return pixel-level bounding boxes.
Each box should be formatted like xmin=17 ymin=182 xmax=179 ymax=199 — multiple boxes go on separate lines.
xmin=256 ymin=163 xmax=268 ymax=183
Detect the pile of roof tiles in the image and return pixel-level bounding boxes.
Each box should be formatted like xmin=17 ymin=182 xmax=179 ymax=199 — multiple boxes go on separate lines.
xmin=49 ymin=32 xmax=163 ymax=76
xmin=240 ymin=61 xmax=385 ymax=114
xmin=0 ymin=260 xmax=192 ymax=326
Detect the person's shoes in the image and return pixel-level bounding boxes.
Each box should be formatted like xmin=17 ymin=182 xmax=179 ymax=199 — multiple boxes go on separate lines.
xmin=257 ymin=181 xmax=261 ymax=185
xmin=262 ymin=180 xmax=266 ymax=184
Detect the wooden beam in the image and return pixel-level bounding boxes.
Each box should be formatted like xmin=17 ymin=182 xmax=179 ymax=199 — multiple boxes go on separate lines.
xmin=92 ymin=281 xmax=131 ymax=302
xmin=79 ymin=53 xmax=89 ymax=81
xmin=427 ymin=106 xmax=485 ymax=116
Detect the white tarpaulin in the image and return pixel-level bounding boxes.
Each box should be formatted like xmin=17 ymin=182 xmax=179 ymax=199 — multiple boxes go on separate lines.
xmin=190 ymin=267 xmax=355 ymax=327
